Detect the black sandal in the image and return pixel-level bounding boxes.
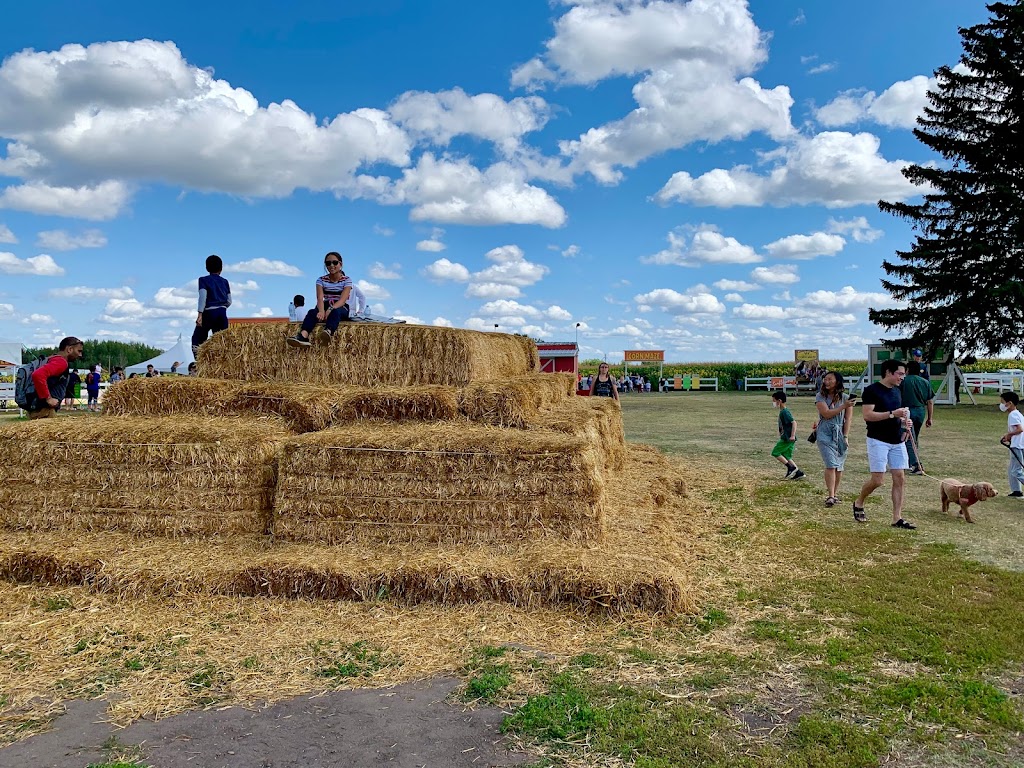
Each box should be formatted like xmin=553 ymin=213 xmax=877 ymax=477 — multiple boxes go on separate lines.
xmin=853 ymin=504 xmax=867 ymax=523
xmin=892 ymin=518 xmax=917 ymax=530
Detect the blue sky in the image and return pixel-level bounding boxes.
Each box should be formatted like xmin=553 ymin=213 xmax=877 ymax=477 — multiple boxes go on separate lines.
xmin=0 ymin=0 xmax=992 ymax=361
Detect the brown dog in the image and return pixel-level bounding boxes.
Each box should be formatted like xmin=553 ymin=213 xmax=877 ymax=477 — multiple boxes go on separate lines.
xmin=940 ymin=479 xmax=998 ymax=523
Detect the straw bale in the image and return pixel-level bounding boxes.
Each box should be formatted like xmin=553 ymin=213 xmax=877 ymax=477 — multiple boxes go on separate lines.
xmin=101 ymin=376 xmax=244 ymax=417
xmin=528 ymin=396 xmax=627 ymax=471
xmin=98 ymin=371 xmax=582 ymax=435
xmin=236 ymin=381 xmax=461 ymax=432
xmin=0 ymin=416 xmax=289 ymax=536
xmin=273 ymin=421 xmax=606 ymax=544
xmin=197 ymin=321 xmax=539 ymax=387
xmin=457 ymin=373 xmax=576 ymax=427
xmin=0 ymin=443 xmax=696 ymax=615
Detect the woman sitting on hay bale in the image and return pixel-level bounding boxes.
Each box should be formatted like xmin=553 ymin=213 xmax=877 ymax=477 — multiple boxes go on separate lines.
xmin=288 ymin=251 xmax=353 ymax=348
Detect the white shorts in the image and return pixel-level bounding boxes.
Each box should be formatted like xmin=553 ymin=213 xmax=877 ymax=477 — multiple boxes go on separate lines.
xmin=866 ymin=437 xmax=909 ymax=473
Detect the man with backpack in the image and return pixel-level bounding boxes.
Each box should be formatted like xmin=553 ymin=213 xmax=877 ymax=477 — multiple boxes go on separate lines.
xmin=17 ymin=336 xmax=85 ymax=419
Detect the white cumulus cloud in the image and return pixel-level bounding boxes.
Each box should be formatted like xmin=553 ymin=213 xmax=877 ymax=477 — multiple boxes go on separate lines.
xmin=816 ymin=74 xmax=933 ymax=130
xmin=633 ymin=288 xmax=726 ymax=315
xmin=0 ymin=224 xmax=16 ymax=244
xmin=655 ymin=131 xmax=922 ymax=208
xmin=226 ymin=258 xmax=303 ymax=277
xmin=48 ymin=285 xmax=134 ymax=301
xmin=35 ymin=228 xmax=107 ymax=251
xmin=642 ymin=224 xmax=761 ymax=267
xmin=356 ymin=279 xmax=390 ymax=300
xmin=0 ymin=40 xmax=411 ymax=203
xmin=763 ymin=232 xmax=845 ymax=260
xmin=368 ymin=261 xmax=402 ymax=280
xmin=369 ymin=153 xmax=567 ymax=227
xmin=0 ymin=251 xmax=64 ymax=275
xmin=0 ymin=180 xmax=131 ymax=220
xmin=751 ymin=264 xmax=799 ymax=285
xmin=422 ymin=258 xmax=470 ymax=282
xmin=389 ymin=87 xmax=550 ymax=149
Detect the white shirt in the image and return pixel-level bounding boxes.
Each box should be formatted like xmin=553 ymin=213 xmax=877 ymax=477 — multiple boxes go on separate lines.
xmin=1009 ymin=409 xmax=1024 ymax=449
xmin=349 ymin=283 xmax=367 ymax=315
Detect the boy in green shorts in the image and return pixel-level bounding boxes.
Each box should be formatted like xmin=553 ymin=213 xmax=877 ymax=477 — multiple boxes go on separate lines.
xmin=771 ymin=390 xmax=805 ymax=480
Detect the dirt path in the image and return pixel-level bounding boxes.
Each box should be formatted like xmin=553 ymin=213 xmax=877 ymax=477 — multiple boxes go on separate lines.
xmin=0 ymin=678 xmax=530 ymax=768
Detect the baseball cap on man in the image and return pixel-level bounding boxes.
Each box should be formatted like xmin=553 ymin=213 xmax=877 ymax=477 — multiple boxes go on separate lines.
xmin=911 ymin=348 xmax=923 ymax=357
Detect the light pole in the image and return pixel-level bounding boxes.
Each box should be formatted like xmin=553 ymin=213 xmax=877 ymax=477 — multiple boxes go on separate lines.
xmin=575 ymin=322 xmax=580 ymax=347
xmin=493 ymin=323 xmax=499 ymax=332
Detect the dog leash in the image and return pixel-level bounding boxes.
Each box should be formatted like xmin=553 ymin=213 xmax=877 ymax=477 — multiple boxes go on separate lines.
xmin=905 ymin=421 xmax=943 ymax=484
xmin=1003 ymin=440 xmax=1024 ymax=474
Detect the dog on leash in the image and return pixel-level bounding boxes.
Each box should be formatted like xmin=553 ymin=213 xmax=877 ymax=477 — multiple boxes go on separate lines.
xmin=939 ymin=479 xmax=998 ymax=523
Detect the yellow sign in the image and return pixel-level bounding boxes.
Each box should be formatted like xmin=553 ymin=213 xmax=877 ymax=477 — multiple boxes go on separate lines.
xmin=794 ymin=349 xmax=819 ymax=364
xmin=623 ymin=350 xmax=664 ymax=362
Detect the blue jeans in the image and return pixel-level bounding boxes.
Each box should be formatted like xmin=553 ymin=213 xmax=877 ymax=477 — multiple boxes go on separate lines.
xmin=300 ymin=305 xmax=349 ymax=334
xmin=191 ymin=306 xmax=229 ymax=354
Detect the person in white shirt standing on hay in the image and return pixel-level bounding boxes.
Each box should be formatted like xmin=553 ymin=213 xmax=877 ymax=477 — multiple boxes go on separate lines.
xmin=288 ymin=251 xmax=353 ymax=348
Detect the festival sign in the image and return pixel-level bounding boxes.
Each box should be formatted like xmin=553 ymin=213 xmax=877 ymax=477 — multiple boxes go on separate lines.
xmin=794 ymin=349 xmax=819 ymax=365
xmin=623 ymin=350 xmax=665 ymax=362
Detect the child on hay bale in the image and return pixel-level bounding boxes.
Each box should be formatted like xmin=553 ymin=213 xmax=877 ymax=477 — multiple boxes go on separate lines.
xmin=191 ymin=254 xmax=232 ymax=357
xmin=288 ymin=251 xmax=353 ymax=348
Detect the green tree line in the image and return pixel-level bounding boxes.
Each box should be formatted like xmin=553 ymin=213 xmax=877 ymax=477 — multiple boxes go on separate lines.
xmin=22 ymin=339 xmax=163 ymax=369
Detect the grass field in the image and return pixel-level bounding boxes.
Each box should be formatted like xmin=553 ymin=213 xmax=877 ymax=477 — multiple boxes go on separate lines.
xmin=2 ymin=394 xmax=1023 ymax=767
xmin=500 ymin=393 xmax=1024 ymax=767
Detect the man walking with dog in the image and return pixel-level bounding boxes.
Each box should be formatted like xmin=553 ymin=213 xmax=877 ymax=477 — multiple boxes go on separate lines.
xmin=853 ymin=358 xmax=917 ymax=529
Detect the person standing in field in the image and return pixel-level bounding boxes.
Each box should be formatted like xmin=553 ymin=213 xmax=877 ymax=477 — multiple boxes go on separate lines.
xmin=288 ymin=251 xmax=353 ymax=348
xmin=590 ymin=363 xmax=619 ymax=400
xmin=853 ymin=359 xmax=916 ymax=529
xmin=28 ymin=336 xmax=84 ymax=419
xmin=191 ymin=254 xmax=232 ymax=357
xmin=814 ymin=372 xmax=856 ymax=507
xmin=911 ymin=348 xmax=930 ymax=380
xmin=900 ymin=360 xmax=934 ymax=475
xmin=85 ymin=363 xmax=101 ymax=412
xmin=770 ymin=390 xmax=804 ymax=481
xmin=999 ymin=391 xmax=1024 ymax=499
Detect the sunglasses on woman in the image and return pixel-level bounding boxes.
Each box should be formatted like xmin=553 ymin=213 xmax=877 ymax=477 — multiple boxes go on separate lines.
xmin=325 ymin=260 xmax=340 ymax=266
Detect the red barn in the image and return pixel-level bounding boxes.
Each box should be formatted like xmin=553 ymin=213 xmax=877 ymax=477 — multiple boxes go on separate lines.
xmin=536 ymin=342 xmax=578 ymax=375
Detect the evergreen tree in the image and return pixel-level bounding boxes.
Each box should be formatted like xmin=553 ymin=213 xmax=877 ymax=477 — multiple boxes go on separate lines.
xmin=871 ymin=1 xmax=1024 ymax=357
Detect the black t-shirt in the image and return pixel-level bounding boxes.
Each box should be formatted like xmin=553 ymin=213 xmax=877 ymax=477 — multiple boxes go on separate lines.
xmin=861 ymin=382 xmax=903 ymax=443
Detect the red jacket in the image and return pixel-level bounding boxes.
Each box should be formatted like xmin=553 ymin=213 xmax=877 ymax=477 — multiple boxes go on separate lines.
xmin=32 ymin=355 xmax=69 ymax=400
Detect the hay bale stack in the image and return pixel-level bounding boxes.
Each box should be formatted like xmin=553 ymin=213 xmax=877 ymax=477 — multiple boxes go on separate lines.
xmin=197 ymin=322 xmax=539 ymax=387
xmin=0 ymin=442 xmax=697 ymax=616
xmin=101 ymin=373 xmax=577 ymax=433
xmin=457 ymin=373 xmax=576 ymax=427
xmin=0 ymin=417 xmax=290 ymax=536
xmin=529 ymin=396 xmax=627 ymax=471
xmin=274 ymin=421 xmax=606 ymax=544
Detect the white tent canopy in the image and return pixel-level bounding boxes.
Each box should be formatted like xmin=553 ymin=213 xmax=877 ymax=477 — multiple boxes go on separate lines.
xmin=125 ymin=335 xmax=195 ymax=375
xmin=0 ymin=340 xmax=24 ymax=372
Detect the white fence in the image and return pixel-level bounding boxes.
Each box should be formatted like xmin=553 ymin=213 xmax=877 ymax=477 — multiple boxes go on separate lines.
xmin=744 ymin=372 xmax=1022 ymax=396
xmin=743 ymin=375 xmax=870 ymax=393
